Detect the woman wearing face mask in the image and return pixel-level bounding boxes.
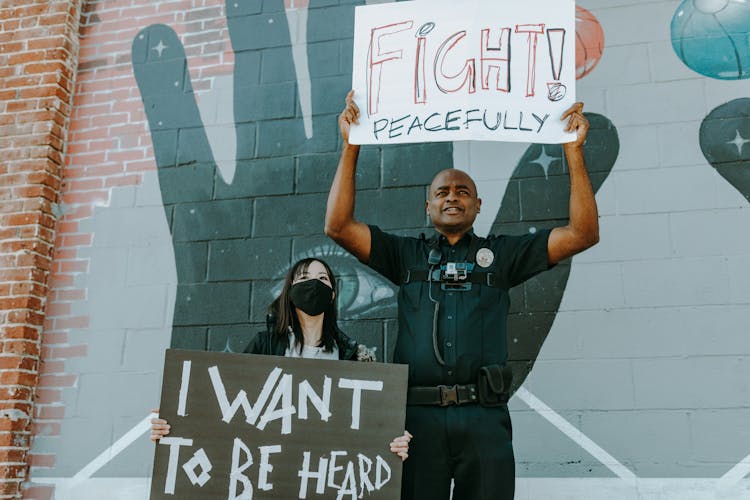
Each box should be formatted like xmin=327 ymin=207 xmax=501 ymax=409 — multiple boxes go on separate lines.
xmin=251 ymin=257 xmax=375 ymax=361
xmin=151 ymin=258 xmax=412 ymax=459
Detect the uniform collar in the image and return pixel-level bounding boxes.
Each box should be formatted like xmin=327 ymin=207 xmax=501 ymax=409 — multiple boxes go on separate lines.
xmin=430 ymin=228 xmax=476 ymax=247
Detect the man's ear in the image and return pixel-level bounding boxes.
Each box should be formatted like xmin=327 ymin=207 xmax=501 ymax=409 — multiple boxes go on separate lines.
xmin=425 ymin=200 xmax=430 ymax=215
xmin=476 ymin=197 xmax=482 ymax=213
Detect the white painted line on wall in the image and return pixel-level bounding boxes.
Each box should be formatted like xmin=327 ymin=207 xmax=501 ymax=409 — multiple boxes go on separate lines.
xmin=196 ymin=74 xmax=237 ymax=184
xmin=29 ymin=477 xmax=750 ymax=500
xmin=718 ymin=451 xmax=750 ymax=490
xmin=516 ymin=478 xmax=750 ymax=500
xmin=28 ymin=407 xmax=750 ymax=499
xmin=516 ymin=387 xmax=637 ymax=480
xmin=285 ymin=5 xmax=313 ymax=139
xmin=63 ymin=413 xmax=155 ymax=490
xmin=35 ymin=393 xmax=750 ymax=497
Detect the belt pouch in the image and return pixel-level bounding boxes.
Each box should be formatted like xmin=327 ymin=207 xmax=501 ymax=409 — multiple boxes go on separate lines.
xmin=478 ymin=364 xmax=512 ymax=406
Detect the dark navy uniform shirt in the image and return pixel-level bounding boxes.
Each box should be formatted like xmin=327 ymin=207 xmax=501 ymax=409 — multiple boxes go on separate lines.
xmin=367 ymin=225 xmax=552 ymax=387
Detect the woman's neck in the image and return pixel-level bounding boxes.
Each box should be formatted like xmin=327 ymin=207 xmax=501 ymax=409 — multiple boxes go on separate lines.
xmin=295 ymin=308 xmax=324 ymax=346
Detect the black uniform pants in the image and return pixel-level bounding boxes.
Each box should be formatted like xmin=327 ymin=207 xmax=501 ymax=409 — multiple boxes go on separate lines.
xmin=401 ymin=403 xmax=515 ymax=500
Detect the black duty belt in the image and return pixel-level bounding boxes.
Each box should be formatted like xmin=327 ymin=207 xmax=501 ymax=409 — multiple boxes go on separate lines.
xmin=407 ymin=384 xmax=479 ymax=406
xmin=403 ymin=270 xmax=496 ymax=287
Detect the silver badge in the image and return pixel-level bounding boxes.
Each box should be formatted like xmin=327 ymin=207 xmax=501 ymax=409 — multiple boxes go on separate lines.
xmin=476 ymin=248 xmax=494 ymax=268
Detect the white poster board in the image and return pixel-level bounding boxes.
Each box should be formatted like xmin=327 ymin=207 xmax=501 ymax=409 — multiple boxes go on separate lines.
xmin=350 ymin=0 xmax=576 ymax=145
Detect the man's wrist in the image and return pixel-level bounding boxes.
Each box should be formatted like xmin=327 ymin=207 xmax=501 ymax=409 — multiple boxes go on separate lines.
xmin=563 ymin=142 xmax=585 ymax=168
xmin=563 ymin=142 xmax=583 ymax=152
xmin=342 ymin=141 xmax=361 ymax=153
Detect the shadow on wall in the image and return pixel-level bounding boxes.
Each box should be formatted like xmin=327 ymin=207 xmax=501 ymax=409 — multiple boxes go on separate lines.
xmin=130 ymin=0 xmax=623 ymax=384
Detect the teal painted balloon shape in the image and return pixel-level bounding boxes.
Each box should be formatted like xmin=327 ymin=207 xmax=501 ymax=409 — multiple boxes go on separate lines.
xmin=671 ymin=0 xmax=750 ymax=80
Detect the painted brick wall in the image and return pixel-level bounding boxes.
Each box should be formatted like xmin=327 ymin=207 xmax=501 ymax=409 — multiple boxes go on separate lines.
xmin=0 ymin=1 xmax=83 ymax=499
xmin=25 ymin=1 xmax=237 ymax=498
xmin=26 ymin=1 xmax=449 ymax=495
xmin=11 ymin=0 xmax=750 ymax=499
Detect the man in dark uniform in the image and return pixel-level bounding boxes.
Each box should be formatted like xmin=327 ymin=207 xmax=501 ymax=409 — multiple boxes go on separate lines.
xmin=325 ymin=91 xmax=599 ymax=500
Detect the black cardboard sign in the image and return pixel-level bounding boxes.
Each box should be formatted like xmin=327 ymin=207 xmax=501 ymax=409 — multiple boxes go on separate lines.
xmin=150 ymin=349 xmax=408 ymax=499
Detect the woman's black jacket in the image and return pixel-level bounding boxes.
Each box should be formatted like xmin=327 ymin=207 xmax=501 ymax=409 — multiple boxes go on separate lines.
xmin=244 ymin=329 xmax=361 ymax=361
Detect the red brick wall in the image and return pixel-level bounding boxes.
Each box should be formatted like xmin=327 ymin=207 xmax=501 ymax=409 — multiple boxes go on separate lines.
xmin=0 ymin=1 xmax=83 ymax=498
xmin=26 ymin=1 xmax=232 ymax=497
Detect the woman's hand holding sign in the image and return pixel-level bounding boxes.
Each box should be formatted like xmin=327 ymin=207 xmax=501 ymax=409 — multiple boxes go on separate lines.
xmin=150 ymin=408 xmax=170 ymax=442
xmin=390 ymin=430 xmax=413 ymax=461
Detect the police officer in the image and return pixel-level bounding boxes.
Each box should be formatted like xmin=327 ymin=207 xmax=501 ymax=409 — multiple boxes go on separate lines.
xmin=325 ymin=90 xmax=599 ymax=500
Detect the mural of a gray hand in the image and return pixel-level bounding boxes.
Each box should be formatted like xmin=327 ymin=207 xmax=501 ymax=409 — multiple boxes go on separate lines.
xmin=131 ymin=4 xmax=618 ymax=374
xmin=131 ymin=1 xmax=452 ymax=354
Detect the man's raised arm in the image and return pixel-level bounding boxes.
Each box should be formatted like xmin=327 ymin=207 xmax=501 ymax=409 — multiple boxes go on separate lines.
xmin=325 ymin=90 xmax=372 ymax=263
xmin=547 ymin=102 xmax=600 ymax=265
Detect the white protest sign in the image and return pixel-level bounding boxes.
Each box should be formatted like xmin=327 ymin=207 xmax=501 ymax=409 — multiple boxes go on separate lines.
xmin=350 ymin=0 xmax=576 ymax=145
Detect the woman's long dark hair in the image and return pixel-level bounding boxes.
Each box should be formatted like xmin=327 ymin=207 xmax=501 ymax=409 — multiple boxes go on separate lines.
xmin=269 ymin=258 xmax=340 ymax=353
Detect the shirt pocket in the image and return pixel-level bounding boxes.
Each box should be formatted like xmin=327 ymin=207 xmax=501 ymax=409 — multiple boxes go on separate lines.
xmin=477 ymin=267 xmax=502 ymax=310
xmin=400 ymin=280 xmax=423 ymax=310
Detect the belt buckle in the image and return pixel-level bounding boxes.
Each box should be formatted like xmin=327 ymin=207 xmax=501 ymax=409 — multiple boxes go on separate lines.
xmin=438 ymin=385 xmax=459 ymax=406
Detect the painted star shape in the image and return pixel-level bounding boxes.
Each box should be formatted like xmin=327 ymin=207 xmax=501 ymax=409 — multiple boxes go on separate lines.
xmin=529 ymin=146 xmax=560 ymax=179
xmin=726 ymin=129 xmax=750 ymax=156
xmin=152 ymin=40 xmax=168 ymax=58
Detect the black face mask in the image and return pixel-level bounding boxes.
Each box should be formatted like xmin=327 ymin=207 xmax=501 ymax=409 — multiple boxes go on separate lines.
xmin=288 ymin=279 xmax=333 ymax=316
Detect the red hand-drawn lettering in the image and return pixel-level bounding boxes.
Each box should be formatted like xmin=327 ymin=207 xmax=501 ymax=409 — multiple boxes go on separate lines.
xmin=366 ymin=20 xmax=567 ymax=111
xmin=515 ymin=24 xmax=545 ymax=97
xmin=369 ymin=21 xmax=414 ymax=115
xmin=480 ymin=27 xmax=511 ymax=93
xmin=434 ymin=31 xmax=476 ymax=95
